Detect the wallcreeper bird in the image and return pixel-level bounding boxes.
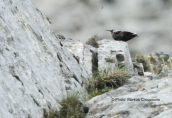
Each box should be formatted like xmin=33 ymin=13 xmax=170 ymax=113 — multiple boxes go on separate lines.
xmin=106 ymin=30 xmax=138 ymax=42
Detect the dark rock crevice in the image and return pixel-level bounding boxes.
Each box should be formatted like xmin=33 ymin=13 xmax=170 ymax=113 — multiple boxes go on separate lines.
xmin=13 ymin=75 xmax=24 ymax=85
xmin=90 ymin=50 xmax=98 ymax=74
xmin=31 ymin=95 xmax=40 ymax=107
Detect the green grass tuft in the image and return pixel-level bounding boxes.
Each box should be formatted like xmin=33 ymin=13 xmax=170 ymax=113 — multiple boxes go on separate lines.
xmin=45 ymin=93 xmax=87 ymax=118
xmin=46 ymin=109 xmax=59 ymax=118
xmin=59 ymin=94 xmax=86 ymax=118
xmin=86 ymin=67 xmax=131 ymax=99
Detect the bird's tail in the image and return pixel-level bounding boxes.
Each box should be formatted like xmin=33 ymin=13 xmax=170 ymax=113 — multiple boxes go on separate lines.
xmin=134 ymin=33 xmax=138 ymax=37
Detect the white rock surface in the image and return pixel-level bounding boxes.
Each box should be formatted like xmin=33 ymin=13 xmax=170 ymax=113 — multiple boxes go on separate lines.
xmin=63 ymin=39 xmax=134 ymax=76
xmin=0 ymin=0 xmax=88 ymax=118
xmin=61 ymin=39 xmax=84 ymax=64
xmin=83 ymin=44 xmax=98 ymax=76
xmin=62 ymin=39 xmax=98 ymax=76
xmin=98 ymin=39 xmax=133 ymax=73
xmin=86 ymin=77 xmax=172 ymax=118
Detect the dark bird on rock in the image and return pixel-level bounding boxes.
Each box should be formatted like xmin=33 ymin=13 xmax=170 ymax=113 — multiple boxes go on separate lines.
xmin=106 ymin=30 xmax=138 ymax=42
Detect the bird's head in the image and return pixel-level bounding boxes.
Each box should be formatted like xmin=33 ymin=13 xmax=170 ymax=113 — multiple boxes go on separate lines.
xmin=106 ymin=29 xmax=119 ymax=34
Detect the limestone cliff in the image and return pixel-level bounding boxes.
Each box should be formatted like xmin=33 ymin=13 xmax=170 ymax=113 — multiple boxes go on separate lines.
xmin=0 ymin=0 xmax=87 ymax=118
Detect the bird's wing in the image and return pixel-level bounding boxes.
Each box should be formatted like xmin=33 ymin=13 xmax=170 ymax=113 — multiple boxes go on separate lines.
xmin=120 ymin=31 xmax=136 ymax=41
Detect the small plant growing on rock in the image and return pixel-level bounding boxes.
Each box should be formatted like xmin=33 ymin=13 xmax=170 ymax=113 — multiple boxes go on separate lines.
xmin=45 ymin=109 xmax=59 ymax=118
xmin=135 ymin=53 xmax=150 ymax=72
xmin=167 ymin=57 xmax=172 ymax=69
xmin=147 ymin=55 xmax=155 ymax=75
xmin=45 ymin=93 xmax=87 ymax=118
xmin=59 ymin=94 xmax=86 ymax=118
xmin=135 ymin=53 xmax=163 ymax=74
xmin=86 ymin=67 xmax=131 ymax=99
xmin=135 ymin=52 xmax=172 ymax=77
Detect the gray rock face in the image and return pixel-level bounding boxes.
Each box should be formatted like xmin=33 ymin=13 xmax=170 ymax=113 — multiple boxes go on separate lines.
xmin=0 ymin=1 xmax=88 ymax=118
xmin=83 ymin=44 xmax=98 ymax=75
xmin=86 ymin=77 xmax=172 ymax=118
xmin=61 ymin=39 xmax=84 ymax=65
xmin=98 ymin=39 xmax=133 ymax=73
xmin=133 ymin=62 xmax=145 ymax=76
xmin=62 ymin=39 xmax=98 ymax=76
xmin=63 ymin=39 xmax=134 ymax=76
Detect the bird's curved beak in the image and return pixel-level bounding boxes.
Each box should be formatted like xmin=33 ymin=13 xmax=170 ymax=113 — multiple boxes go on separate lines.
xmin=106 ymin=30 xmax=112 ymax=31
xmin=106 ymin=30 xmax=113 ymax=33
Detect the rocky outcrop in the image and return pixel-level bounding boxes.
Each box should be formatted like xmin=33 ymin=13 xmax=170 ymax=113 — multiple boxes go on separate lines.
xmin=86 ymin=77 xmax=172 ymax=118
xmin=63 ymin=39 xmax=134 ymax=76
xmin=98 ymin=39 xmax=133 ymax=74
xmin=61 ymin=39 xmax=172 ymax=118
xmin=62 ymin=41 xmax=98 ymax=76
xmin=0 ymin=1 xmax=88 ymax=118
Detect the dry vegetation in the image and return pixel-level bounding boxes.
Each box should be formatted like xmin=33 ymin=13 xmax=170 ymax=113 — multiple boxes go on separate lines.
xmin=45 ymin=94 xmax=87 ymax=118
xmin=135 ymin=53 xmax=172 ymax=75
xmin=86 ymin=67 xmax=131 ymax=99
